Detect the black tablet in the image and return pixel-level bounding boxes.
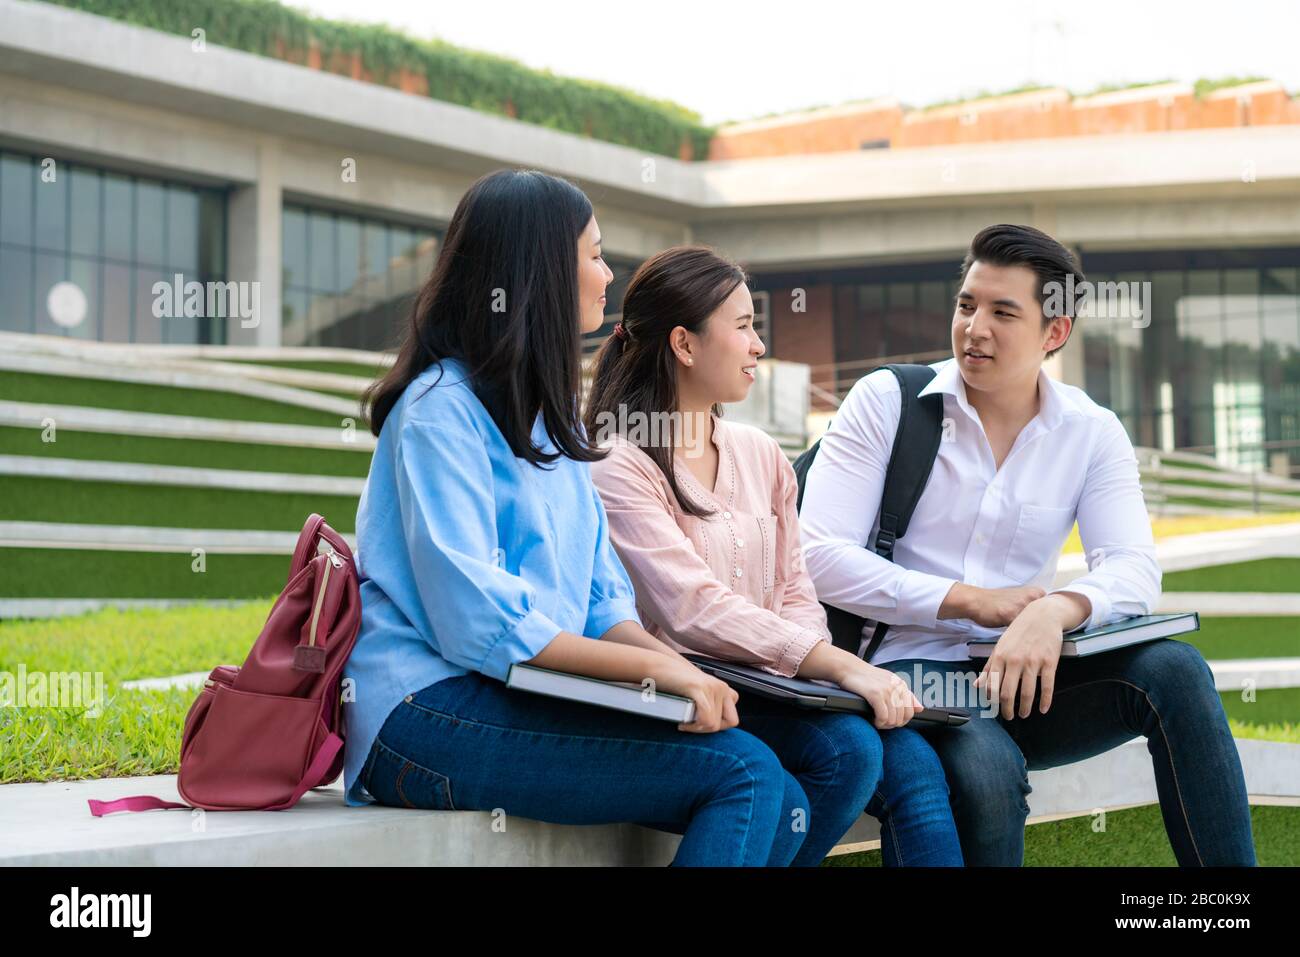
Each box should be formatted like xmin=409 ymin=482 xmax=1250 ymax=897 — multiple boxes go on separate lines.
xmin=683 ymin=654 xmax=970 ymax=727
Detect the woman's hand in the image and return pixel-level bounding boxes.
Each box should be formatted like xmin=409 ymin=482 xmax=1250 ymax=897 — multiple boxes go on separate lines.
xmin=838 ymin=662 xmax=923 ymax=730
xmin=648 ymin=657 xmax=740 ymax=734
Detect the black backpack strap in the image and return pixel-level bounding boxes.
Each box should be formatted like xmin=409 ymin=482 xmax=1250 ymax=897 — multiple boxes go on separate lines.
xmin=796 ymin=363 xmax=944 ymax=660
xmin=857 ymin=363 xmax=945 ymax=661
xmin=792 ymin=438 xmax=820 ymax=513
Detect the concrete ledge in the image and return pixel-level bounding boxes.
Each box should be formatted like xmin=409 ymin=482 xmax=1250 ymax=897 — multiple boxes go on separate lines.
xmin=1210 ymin=658 xmax=1300 ymax=692
xmin=0 ymin=332 xmax=394 ymax=368
xmin=0 ymin=351 xmax=362 ymax=420
xmin=3 ymin=737 xmax=1295 ymax=866
xmin=0 ymin=599 xmax=262 ymax=621
xmin=0 ymin=454 xmax=365 ymax=496
xmin=1055 ymin=522 xmax=1300 ymax=585
xmin=0 ymin=775 xmax=685 ymax=867
xmin=0 ymin=400 xmax=376 ymax=451
xmin=0 ymin=521 xmax=356 ymax=554
xmin=1156 ymin=592 xmax=1300 ymax=616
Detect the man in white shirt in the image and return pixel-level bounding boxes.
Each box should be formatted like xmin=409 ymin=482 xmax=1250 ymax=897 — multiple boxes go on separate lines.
xmin=799 ymin=224 xmax=1256 ymax=866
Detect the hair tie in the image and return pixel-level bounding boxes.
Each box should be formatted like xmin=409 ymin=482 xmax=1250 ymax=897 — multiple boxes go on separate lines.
xmin=613 ymin=321 xmax=628 ymax=340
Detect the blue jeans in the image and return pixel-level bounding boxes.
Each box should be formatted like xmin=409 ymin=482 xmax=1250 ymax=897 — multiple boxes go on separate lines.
xmin=731 ymin=691 xmax=963 ymax=866
xmin=880 ymin=639 xmax=1257 ymax=866
xmin=359 ymin=670 xmax=959 ymax=865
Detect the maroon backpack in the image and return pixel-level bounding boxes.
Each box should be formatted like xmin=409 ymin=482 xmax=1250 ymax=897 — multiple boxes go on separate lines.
xmin=89 ymin=514 xmax=362 ymax=816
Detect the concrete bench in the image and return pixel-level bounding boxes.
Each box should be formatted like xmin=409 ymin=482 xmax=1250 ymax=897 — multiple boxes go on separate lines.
xmin=3 ymin=738 xmax=1297 ymax=866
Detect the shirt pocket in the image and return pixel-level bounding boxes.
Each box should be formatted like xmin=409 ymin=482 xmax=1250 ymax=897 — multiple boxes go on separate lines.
xmin=1002 ymin=504 xmax=1075 ymax=584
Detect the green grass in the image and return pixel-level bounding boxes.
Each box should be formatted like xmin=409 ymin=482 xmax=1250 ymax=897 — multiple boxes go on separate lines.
xmin=1159 ymin=477 xmax=1300 ymax=498
xmin=1230 ymin=719 xmax=1300 ymax=743
xmin=1220 ymin=687 xmax=1300 ymax=726
xmin=1163 ymin=558 xmax=1300 ymax=593
xmin=2 ymin=601 xmax=1295 ymax=866
xmin=0 ymin=371 xmax=349 ymax=427
xmin=1163 ymin=494 xmax=1295 ymax=511
xmin=1183 ymin=617 xmax=1300 ymax=659
xmin=0 ymin=475 xmax=358 ymax=533
xmin=229 ymin=359 xmax=388 ymax=379
xmin=1154 ymin=458 xmax=1221 ymax=471
xmin=825 ymin=803 xmax=1299 ymax=866
xmin=0 ymin=550 xmax=293 ymax=599
xmin=0 ymin=425 xmax=372 ymax=477
xmin=0 ymin=602 xmax=273 ymax=782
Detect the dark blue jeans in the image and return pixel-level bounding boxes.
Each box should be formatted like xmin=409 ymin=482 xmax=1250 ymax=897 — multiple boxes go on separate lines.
xmin=360 ymin=670 xmax=961 ymax=865
xmin=880 ymin=638 xmax=1257 ymax=866
xmin=731 ymin=691 xmax=962 ymax=866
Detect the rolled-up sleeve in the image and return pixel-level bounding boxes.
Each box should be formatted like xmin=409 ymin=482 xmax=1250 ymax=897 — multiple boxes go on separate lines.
xmin=394 ymin=414 xmax=563 ymax=680
xmin=584 ymin=481 xmax=642 ymax=638
xmin=592 ymin=442 xmax=824 ymax=677
xmin=1051 ymin=414 xmax=1162 ymax=632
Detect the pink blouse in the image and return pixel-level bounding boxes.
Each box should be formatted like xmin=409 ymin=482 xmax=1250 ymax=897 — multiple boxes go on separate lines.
xmin=589 ymin=412 xmax=831 ymax=677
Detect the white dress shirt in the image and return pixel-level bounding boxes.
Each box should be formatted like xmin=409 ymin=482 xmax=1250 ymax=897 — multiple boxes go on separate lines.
xmin=799 ymin=357 xmax=1162 ymax=664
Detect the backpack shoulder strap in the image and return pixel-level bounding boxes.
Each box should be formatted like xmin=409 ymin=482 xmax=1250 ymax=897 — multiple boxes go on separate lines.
xmin=873 ymin=363 xmax=944 ymax=560
xmin=858 ymin=362 xmax=945 ymax=660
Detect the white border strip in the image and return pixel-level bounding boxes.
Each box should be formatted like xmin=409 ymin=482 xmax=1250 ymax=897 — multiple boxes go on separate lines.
xmin=0 ymin=454 xmax=365 ymax=496
xmin=0 ymin=401 xmax=376 ymax=451
xmin=1 ymin=351 xmax=362 ymax=419
xmin=0 ymin=331 xmax=395 ymax=367
xmin=0 ymin=598 xmax=263 ymax=620
xmin=0 ymin=522 xmax=357 ymax=553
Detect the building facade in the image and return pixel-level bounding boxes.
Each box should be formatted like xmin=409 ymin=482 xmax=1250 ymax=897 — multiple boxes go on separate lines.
xmin=1 ymin=0 xmax=1298 ymax=475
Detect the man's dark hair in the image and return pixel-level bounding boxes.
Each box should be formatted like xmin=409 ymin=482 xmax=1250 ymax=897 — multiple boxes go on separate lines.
xmin=959 ymin=224 xmax=1085 ymax=359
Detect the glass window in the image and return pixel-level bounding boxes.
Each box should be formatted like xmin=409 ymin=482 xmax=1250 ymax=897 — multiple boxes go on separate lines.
xmin=0 ymin=245 xmax=33 ymax=333
xmin=0 ymin=148 xmax=224 ymax=343
xmin=280 ymin=202 xmax=442 ymax=349
xmin=69 ymin=167 xmax=101 ymax=259
xmin=336 ymin=216 xmax=360 ymax=295
xmin=103 ymin=173 xmax=133 ymax=263
xmin=1071 ymin=255 xmax=1300 ymax=472
xmin=134 ymin=181 xmax=165 ymax=268
xmin=1 ymin=153 xmax=34 ymax=246
xmin=281 ymin=206 xmax=307 ymax=290
xmin=34 ymin=166 xmax=68 ymax=254
xmin=167 ymin=187 xmax=200 ymax=274
xmin=307 ymin=211 xmax=335 ymax=292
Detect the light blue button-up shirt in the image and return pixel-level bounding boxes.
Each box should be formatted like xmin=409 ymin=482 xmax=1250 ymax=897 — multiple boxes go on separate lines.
xmin=340 ymin=356 xmax=641 ymax=806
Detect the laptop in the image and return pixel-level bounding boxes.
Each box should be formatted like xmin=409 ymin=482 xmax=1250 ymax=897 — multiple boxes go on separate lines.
xmin=683 ymin=654 xmax=970 ymax=727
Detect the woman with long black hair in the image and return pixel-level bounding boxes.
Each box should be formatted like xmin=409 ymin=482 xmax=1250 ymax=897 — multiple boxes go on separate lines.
xmin=343 ymin=169 xmax=847 ymax=865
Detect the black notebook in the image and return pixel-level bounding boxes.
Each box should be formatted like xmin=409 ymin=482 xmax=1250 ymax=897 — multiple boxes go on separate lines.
xmin=966 ymin=612 xmax=1200 ymax=658
xmin=682 ymin=654 xmax=970 ymax=727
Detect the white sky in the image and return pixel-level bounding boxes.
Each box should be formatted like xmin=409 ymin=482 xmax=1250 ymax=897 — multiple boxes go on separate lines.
xmin=292 ymin=0 xmax=1300 ymax=125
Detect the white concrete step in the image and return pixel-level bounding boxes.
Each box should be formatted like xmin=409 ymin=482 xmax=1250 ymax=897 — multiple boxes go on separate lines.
xmin=0 ymin=522 xmax=357 ymax=553
xmin=3 ymin=738 xmax=1295 ymax=866
xmin=1055 ymin=522 xmax=1300 ymax=584
xmin=0 ymin=400 xmax=376 ymax=451
xmin=0 ymin=599 xmax=261 ymax=620
xmin=1156 ymin=592 xmax=1300 ymax=616
xmin=0 ymin=454 xmax=365 ymax=496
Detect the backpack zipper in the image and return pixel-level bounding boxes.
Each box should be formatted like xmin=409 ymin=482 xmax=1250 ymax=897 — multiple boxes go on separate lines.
xmin=308 ymin=555 xmax=333 ymax=649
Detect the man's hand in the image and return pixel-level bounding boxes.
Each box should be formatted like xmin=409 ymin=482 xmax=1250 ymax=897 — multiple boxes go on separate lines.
xmin=940 ymin=582 xmax=1046 ymax=627
xmin=974 ymin=593 xmax=1091 ymax=718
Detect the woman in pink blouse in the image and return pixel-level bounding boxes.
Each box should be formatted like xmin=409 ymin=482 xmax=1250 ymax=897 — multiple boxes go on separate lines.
xmin=585 ymin=245 xmax=963 ymax=866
